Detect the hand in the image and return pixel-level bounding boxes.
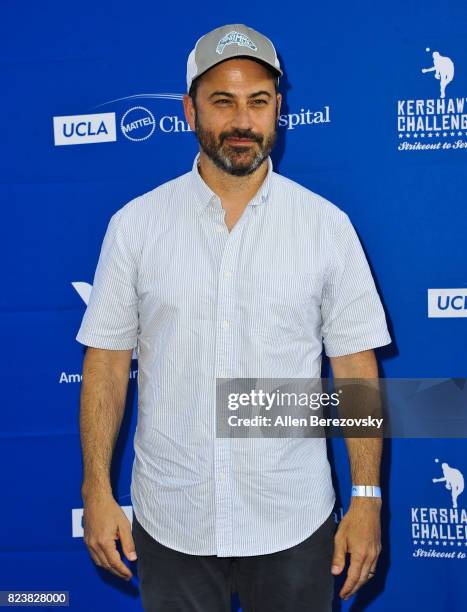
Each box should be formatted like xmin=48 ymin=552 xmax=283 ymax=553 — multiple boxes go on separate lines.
xmin=331 ymin=498 xmax=382 ymax=600
xmin=82 ymin=492 xmax=137 ymax=581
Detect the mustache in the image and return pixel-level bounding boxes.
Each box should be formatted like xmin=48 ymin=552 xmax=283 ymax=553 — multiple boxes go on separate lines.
xmin=220 ymin=129 xmax=263 ymax=145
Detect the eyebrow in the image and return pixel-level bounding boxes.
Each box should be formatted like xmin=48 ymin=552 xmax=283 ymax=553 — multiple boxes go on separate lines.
xmin=209 ymin=90 xmax=273 ymax=100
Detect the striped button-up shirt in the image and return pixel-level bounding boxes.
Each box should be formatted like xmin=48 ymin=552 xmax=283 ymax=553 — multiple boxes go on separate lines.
xmin=76 ymin=153 xmax=391 ymax=556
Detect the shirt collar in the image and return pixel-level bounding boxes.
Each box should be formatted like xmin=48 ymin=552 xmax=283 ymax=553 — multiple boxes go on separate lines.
xmin=190 ymin=152 xmax=273 ymax=215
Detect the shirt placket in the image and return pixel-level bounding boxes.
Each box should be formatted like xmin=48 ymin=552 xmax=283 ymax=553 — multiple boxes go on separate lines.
xmin=208 ymin=195 xmax=253 ymax=556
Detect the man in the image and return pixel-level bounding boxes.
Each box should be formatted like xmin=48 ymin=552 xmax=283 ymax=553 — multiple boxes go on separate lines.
xmin=77 ymin=23 xmax=391 ymax=611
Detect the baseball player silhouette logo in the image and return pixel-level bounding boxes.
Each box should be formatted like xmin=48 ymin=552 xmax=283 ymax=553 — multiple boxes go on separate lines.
xmin=421 ymin=49 xmax=454 ymax=99
xmin=432 ymin=458 xmax=464 ymax=509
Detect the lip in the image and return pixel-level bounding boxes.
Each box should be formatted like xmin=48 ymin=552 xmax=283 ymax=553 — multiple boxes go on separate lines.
xmin=225 ymin=137 xmax=255 ymax=144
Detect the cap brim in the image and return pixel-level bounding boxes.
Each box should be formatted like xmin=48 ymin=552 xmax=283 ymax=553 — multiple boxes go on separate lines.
xmin=192 ymin=55 xmax=282 ymax=87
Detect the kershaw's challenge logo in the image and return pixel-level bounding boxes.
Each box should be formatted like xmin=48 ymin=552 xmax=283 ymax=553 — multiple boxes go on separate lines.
xmin=398 ymin=47 xmax=467 ymax=151
xmin=411 ymin=458 xmax=466 ymax=560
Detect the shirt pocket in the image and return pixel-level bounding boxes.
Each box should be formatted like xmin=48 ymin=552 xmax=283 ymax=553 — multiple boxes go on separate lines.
xmin=240 ymin=273 xmax=321 ymax=341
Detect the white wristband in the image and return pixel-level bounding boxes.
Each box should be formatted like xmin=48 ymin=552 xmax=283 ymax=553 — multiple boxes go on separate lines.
xmin=351 ymin=485 xmax=382 ymax=498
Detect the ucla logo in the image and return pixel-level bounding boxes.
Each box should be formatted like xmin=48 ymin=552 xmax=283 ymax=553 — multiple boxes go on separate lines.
xmin=216 ymin=31 xmax=257 ymax=55
xmin=428 ymin=289 xmax=467 ymax=318
xmin=62 ymin=121 xmax=108 ymax=138
xmin=53 ymin=112 xmax=116 ymax=146
xmin=437 ymin=295 xmax=467 ymax=310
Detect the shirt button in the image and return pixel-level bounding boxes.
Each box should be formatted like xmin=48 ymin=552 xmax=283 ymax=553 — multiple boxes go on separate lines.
xmin=219 ymin=371 xmax=228 ymax=378
xmin=215 ymin=224 xmax=224 ymax=233
xmin=224 ymin=270 xmax=232 ymax=278
xmin=219 ymin=472 xmax=226 ymax=480
xmin=222 ymin=320 xmax=230 ymax=329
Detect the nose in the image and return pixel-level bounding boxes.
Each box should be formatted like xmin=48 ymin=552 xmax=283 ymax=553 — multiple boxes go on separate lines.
xmin=231 ymin=102 xmax=253 ymax=130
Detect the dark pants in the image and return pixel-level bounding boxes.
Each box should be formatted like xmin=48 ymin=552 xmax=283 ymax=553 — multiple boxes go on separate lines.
xmin=132 ymin=512 xmax=336 ymax=612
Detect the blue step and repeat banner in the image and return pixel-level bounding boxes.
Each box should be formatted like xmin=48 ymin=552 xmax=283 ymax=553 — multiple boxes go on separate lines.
xmin=1 ymin=1 xmax=466 ymax=610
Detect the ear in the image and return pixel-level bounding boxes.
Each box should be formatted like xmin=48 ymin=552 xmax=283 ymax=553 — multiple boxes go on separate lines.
xmin=183 ymin=94 xmax=196 ymax=132
xmin=276 ymin=92 xmax=282 ymax=121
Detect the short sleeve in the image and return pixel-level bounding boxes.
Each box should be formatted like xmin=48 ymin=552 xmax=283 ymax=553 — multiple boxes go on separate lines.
xmin=321 ymin=213 xmax=391 ymax=357
xmin=76 ymin=209 xmax=139 ymax=350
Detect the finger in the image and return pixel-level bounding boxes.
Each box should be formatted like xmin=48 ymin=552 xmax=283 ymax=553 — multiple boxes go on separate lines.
xmin=344 ymin=548 xmax=380 ymax=600
xmin=331 ymin=534 xmax=346 ymax=575
xmin=339 ymin=552 xmax=366 ymax=600
xmin=100 ymin=546 xmax=132 ymax=580
xmin=366 ymin=545 xmax=381 ymax=579
xmin=85 ymin=537 xmax=111 ymax=570
xmin=87 ymin=546 xmax=106 ymax=568
xmin=368 ymin=560 xmax=378 ymax=576
xmin=345 ymin=558 xmax=375 ymax=599
xmin=90 ymin=547 xmax=115 ymax=574
xmin=98 ymin=541 xmax=133 ymax=580
xmin=118 ymin=520 xmax=138 ymax=562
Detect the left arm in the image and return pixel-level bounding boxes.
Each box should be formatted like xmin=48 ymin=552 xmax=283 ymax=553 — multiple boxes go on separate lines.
xmin=329 ymin=349 xmax=382 ymax=601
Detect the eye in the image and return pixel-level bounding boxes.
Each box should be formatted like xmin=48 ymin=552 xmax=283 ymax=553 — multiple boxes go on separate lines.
xmin=252 ymin=99 xmax=268 ymax=105
xmin=214 ymin=99 xmax=231 ymax=105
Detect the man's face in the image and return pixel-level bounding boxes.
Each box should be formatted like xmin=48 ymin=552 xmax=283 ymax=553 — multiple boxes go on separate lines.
xmin=184 ymin=58 xmax=282 ymax=176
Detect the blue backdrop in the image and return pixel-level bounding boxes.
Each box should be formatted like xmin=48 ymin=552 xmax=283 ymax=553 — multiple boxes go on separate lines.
xmin=1 ymin=1 xmax=466 ymax=610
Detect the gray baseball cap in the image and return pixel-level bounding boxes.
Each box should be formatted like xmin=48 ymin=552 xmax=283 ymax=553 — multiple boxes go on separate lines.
xmin=186 ymin=24 xmax=282 ymax=92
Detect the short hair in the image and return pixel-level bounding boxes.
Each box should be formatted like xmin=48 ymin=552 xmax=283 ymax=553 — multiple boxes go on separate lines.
xmin=189 ymin=58 xmax=280 ymax=108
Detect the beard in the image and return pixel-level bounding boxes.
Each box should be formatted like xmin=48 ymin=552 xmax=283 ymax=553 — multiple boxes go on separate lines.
xmin=194 ymin=111 xmax=277 ymax=177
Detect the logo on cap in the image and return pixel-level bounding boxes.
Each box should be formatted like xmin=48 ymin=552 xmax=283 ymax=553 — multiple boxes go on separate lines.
xmin=216 ymin=31 xmax=257 ymax=55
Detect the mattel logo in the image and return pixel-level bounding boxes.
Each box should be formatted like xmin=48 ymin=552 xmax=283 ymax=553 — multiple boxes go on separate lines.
xmin=428 ymin=289 xmax=467 ymax=317
xmin=53 ymin=112 xmax=117 ymax=146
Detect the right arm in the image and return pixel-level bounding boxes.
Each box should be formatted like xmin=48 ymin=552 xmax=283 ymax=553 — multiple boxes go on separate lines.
xmin=80 ymin=346 xmax=137 ymax=581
